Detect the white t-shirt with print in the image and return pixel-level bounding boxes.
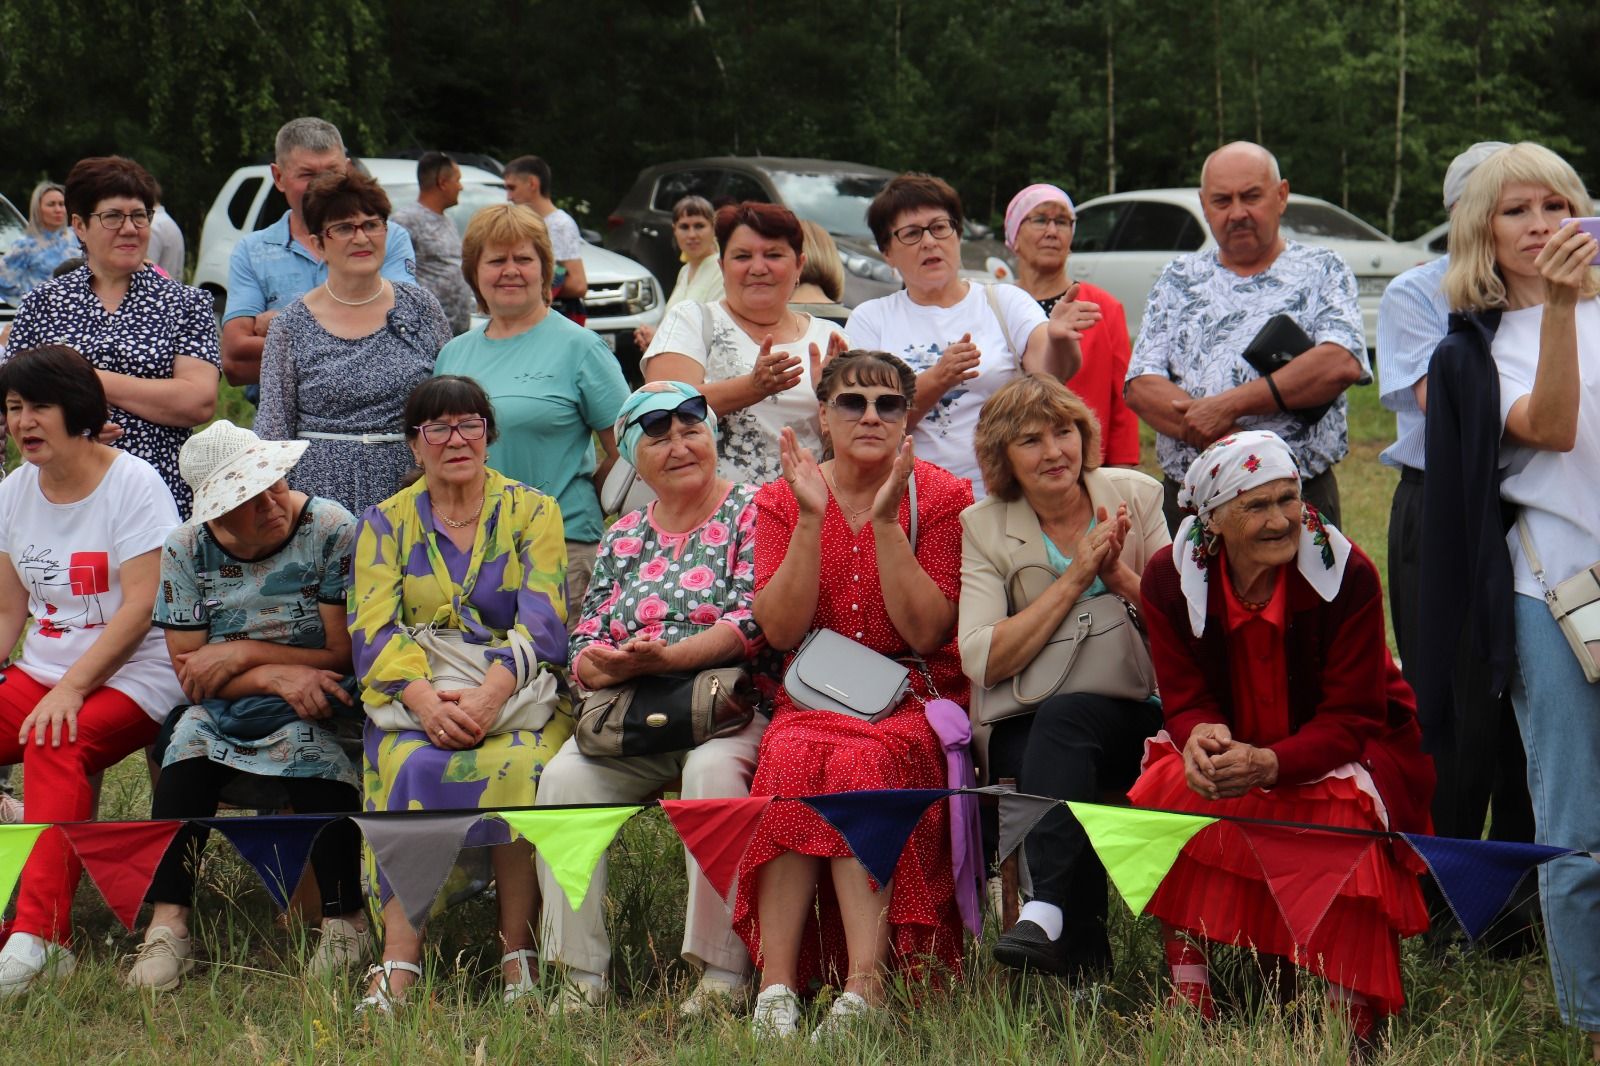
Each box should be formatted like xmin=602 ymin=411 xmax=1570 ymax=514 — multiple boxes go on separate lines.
xmin=641 ymin=301 xmax=846 ymax=486
xmin=1494 ymin=299 xmax=1600 ymax=597
xmin=0 ymin=451 xmax=184 ymax=720
xmin=846 ymin=282 xmax=1044 ymax=494
xmin=544 ymin=208 xmax=585 ymax=262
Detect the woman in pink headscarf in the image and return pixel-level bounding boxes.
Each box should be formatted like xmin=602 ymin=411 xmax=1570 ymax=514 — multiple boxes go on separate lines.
xmin=1004 ymin=184 xmax=1139 ymax=466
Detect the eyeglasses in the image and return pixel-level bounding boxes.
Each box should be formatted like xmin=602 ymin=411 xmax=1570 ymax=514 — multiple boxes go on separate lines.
xmin=1022 ymin=214 xmax=1074 ymax=231
xmin=415 ymin=417 xmax=488 ymax=445
xmin=891 ymin=217 xmax=957 ymax=246
xmin=828 ymin=392 xmax=908 ymax=422
xmin=629 ymin=395 xmax=710 ymax=438
xmin=87 ymin=209 xmax=153 ymax=230
xmin=323 ymin=218 xmax=387 ymax=241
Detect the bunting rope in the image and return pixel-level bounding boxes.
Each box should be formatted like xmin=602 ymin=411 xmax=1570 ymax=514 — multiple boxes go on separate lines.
xmin=0 ymin=790 xmax=1589 ymax=943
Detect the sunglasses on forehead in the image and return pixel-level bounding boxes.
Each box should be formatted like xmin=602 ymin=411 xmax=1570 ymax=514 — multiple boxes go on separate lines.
xmin=628 ymin=394 xmax=710 ymax=437
xmin=828 ymin=391 xmax=908 ymax=422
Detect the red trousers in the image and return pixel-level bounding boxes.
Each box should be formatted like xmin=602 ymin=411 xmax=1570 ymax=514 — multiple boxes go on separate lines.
xmin=0 ymin=666 xmax=158 ymax=944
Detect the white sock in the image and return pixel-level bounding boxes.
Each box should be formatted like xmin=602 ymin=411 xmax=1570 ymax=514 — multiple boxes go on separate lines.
xmin=1018 ymin=900 xmax=1064 ymax=941
xmin=701 ymin=964 xmax=745 ymax=986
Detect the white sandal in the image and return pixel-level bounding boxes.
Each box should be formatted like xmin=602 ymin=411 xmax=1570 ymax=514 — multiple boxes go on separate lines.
xmin=501 ymin=948 xmax=538 ymax=1005
xmin=355 ymin=959 xmax=422 ymax=1016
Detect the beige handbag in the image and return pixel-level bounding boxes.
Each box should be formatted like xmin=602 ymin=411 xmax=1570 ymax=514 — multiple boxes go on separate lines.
xmin=1517 ymin=514 xmax=1600 ymax=683
xmin=365 ymin=624 xmax=563 ymax=734
xmin=971 ymin=563 xmax=1156 ymax=728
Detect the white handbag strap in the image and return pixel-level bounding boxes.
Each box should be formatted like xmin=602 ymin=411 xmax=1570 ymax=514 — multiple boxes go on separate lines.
xmin=908 ymin=470 xmax=918 ymax=553
xmin=983 ymin=282 xmax=1013 ymax=364
xmin=1515 ymin=512 xmax=1554 ymax=596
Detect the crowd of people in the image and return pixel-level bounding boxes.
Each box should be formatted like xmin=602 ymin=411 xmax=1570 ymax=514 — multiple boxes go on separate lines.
xmin=0 ymin=116 xmax=1595 ymax=1059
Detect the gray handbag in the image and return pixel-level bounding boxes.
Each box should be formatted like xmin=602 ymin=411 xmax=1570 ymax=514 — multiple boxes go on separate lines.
xmin=783 ymin=628 xmax=911 ymax=722
xmin=971 ymin=563 xmax=1156 ymax=728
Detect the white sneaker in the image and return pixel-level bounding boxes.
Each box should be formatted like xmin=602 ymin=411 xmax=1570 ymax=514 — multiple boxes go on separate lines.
xmin=0 ymin=932 xmax=76 ymax=999
xmin=751 ymin=983 xmax=802 ymax=1040
xmin=548 ymin=969 xmax=606 ymax=1016
xmin=0 ymin=794 xmax=23 ymax=825
xmin=306 ymin=917 xmax=369 ymax=978
xmin=679 ymin=969 xmax=748 ymax=1018
xmin=126 ymin=926 xmax=194 ymax=991
xmin=810 ymin=990 xmax=873 ymax=1042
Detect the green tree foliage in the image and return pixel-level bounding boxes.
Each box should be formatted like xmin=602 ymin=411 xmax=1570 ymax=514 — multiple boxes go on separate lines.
xmin=0 ymin=0 xmax=1587 ymax=248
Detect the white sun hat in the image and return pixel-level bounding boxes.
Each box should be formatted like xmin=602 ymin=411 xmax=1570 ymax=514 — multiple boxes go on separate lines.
xmin=180 ymin=420 xmax=309 ymax=525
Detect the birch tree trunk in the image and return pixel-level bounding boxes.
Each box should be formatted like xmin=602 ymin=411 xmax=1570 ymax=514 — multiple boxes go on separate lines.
xmin=1386 ymin=0 xmax=1407 ymax=236
xmin=1106 ymin=0 xmax=1117 ymax=192
xmin=1213 ymin=0 xmax=1225 ymax=145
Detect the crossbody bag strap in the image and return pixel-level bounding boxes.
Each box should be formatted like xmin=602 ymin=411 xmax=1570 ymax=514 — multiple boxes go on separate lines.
xmin=700 ymin=300 xmax=717 ymax=353
xmin=908 ymin=470 xmax=918 ymax=553
xmin=983 ymin=282 xmax=1012 ymax=362
xmin=1515 ymin=511 xmax=1554 ymax=596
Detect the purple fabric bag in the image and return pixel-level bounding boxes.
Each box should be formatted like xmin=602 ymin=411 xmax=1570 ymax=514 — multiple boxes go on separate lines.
xmin=924 ymin=698 xmax=983 ymax=937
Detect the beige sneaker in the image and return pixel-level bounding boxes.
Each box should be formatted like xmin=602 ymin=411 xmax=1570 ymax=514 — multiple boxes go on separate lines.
xmin=548 ymin=970 xmax=606 ymax=1017
xmin=679 ymin=970 xmax=748 ymax=1018
xmin=306 ymin=916 xmax=369 ymax=978
xmin=0 ymin=794 xmax=23 ymax=825
xmin=125 ymin=926 xmax=194 ymax=992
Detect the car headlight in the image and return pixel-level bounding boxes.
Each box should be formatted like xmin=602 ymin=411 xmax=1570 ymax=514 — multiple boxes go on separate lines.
xmin=622 ymin=278 xmax=658 ymax=315
xmin=843 ymin=253 xmax=899 ymax=285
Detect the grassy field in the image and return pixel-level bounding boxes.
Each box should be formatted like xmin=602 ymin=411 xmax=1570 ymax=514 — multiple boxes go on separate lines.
xmin=7 ymin=379 xmax=1594 ymax=1064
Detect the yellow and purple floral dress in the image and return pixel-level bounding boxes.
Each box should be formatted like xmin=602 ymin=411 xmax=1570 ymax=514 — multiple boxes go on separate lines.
xmin=349 ymin=468 xmax=574 ymax=899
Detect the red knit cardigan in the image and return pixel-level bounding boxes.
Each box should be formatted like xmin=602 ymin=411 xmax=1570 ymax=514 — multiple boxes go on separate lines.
xmin=1138 ymin=542 xmax=1435 ymax=834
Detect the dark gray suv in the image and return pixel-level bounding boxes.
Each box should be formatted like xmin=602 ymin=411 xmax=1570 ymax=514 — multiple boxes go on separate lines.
xmin=603 ymin=157 xmax=1007 ymax=308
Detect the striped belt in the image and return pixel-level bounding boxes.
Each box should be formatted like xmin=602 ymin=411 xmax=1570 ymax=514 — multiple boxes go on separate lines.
xmin=298 ymin=430 xmax=406 ymax=444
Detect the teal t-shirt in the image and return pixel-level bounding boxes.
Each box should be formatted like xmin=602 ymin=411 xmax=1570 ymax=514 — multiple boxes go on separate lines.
xmin=434 ymin=313 xmax=630 ymax=542
xmin=1042 ymin=518 xmax=1108 ymax=599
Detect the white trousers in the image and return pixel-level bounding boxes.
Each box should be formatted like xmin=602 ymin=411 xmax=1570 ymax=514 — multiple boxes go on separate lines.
xmin=535 ymin=715 xmax=766 ymax=976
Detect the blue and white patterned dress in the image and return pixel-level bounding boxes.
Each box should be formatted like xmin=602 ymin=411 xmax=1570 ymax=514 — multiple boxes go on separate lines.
xmin=1126 ymin=241 xmax=1368 ymax=481
xmin=0 ymin=227 xmax=79 ymax=305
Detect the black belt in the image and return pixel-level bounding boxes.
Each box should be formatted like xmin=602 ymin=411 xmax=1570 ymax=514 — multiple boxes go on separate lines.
xmin=1399 ymin=465 xmax=1424 ymax=486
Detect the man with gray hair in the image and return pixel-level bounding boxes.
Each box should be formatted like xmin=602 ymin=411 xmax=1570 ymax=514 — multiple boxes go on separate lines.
xmin=1126 ymin=140 xmax=1368 ymax=530
xmin=220 ymin=116 xmax=417 ymax=385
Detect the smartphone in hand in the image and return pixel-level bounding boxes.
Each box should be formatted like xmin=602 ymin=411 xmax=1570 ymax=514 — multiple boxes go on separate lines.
xmin=1560 ymin=217 xmax=1600 ymax=264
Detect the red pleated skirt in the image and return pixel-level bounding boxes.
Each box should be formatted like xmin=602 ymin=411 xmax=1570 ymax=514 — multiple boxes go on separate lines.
xmin=1127 ymin=738 xmax=1429 ymax=1015
xmin=731 ymin=699 xmax=963 ymax=991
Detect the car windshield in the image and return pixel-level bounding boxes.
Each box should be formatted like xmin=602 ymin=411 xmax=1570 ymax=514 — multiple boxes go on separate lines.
xmin=384 ymin=181 xmax=509 ymax=239
xmin=1281 ymin=202 xmax=1390 ymax=242
xmin=767 ymin=171 xmax=888 ymax=239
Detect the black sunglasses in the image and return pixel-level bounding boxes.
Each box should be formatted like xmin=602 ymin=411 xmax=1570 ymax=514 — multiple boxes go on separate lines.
xmin=629 ymin=395 xmax=710 ymax=437
xmin=828 ymin=391 xmax=908 ymax=422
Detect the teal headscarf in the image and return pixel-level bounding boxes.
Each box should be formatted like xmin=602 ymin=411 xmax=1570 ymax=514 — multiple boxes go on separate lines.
xmin=615 ymin=381 xmax=716 ymax=465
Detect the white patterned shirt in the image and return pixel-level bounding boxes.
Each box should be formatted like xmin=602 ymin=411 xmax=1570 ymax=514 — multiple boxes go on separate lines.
xmin=1127 ymin=241 xmax=1368 ymax=480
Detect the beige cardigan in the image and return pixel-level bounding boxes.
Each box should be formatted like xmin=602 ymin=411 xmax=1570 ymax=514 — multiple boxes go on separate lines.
xmin=957 ymin=466 xmax=1169 ymax=777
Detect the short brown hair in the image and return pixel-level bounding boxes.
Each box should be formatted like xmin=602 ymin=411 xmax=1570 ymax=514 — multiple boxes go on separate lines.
xmin=672 ymin=195 xmax=715 ymax=224
xmin=715 ymin=202 xmax=804 ymax=259
xmin=814 ymin=349 xmax=917 ymax=406
xmin=0 ymin=345 xmax=109 ymax=437
xmin=460 ymin=203 xmax=556 ymax=309
xmin=64 ymin=156 xmax=158 ymax=225
xmin=403 ymin=375 xmax=500 ymax=445
xmin=866 ymin=173 xmax=964 ymax=253
xmin=974 ymin=375 xmax=1102 ymax=501
xmin=302 ymin=170 xmax=391 ymax=236
xmin=798 ymin=220 xmax=845 ymax=302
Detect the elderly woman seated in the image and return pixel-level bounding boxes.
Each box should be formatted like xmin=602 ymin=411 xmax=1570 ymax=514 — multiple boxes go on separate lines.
xmin=958 ymin=375 xmax=1168 ymax=979
xmin=535 ymin=381 xmax=766 ymax=1016
xmin=127 ymin=421 xmax=365 ymax=990
xmin=734 ymin=350 xmax=972 ymax=1042
xmin=348 ymin=375 xmax=572 ymax=1012
xmin=1128 ymin=430 xmax=1434 ymax=1042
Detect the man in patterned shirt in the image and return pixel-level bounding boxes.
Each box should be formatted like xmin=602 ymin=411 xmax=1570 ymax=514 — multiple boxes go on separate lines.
xmin=1125 ymin=141 xmax=1367 ymax=531
xmin=391 ymin=152 xmax=475 ymax=335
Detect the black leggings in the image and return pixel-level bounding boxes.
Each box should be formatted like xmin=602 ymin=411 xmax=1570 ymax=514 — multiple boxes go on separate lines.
xmin=146 ymin=757 xmax=362 ymax=916
xmin=988 ymin=692 xmax=1164 ymax=941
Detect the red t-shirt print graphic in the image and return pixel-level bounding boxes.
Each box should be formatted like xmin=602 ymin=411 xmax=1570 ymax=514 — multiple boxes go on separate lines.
xmin=37 ymin=551 xmax=111 ymax=638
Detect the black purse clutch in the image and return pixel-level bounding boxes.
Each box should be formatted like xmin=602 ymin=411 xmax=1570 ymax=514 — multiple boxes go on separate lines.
xmin=1240 ymin=314 xmax=1330 ymax=423
xmin=575 ymin=667 xmax=757 ymax=758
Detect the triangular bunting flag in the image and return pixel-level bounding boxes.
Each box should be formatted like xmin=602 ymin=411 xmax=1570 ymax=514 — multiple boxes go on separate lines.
xmin=0 ymin=825 xmax=48 ymax=911
xmin=1239 ymin=823 xmax=1374 ymax=946
xmin=61 ymin=821 xmax=182 ymax=930
xmin=498 ymin=806 xmax=644 ymax=911
xmin=800 ymin=789 xmax=952 ymax=889
xmin=997 ymin=792 xmax=1062 ymax=861
xmin=660 ymin=796 xmax=772 ymax=902
xmin=1403 ymin=834 xmax=1574 ymax=942
xmin=207 ymin=815 xmax=338 ymax=910
xmin=1067 ymin=802 xmax=1216 ymax=916
xmin=354 ymin=812 xmax=484 ymax=930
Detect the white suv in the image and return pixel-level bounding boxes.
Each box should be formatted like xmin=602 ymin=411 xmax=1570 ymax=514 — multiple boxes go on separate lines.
xmin=194 ymin=158 xmax=664 ymax=377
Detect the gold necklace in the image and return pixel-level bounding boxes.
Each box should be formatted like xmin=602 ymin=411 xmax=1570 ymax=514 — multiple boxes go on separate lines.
xmin=324 ymin=278 xmax=386 ymax=307
xmin=726 ymin=305 xmax=797 ymax=343
xmin=825 ymin=472 xmax=874 ymax=522
xmin=432 ymin=495 xmax=483 ymax=529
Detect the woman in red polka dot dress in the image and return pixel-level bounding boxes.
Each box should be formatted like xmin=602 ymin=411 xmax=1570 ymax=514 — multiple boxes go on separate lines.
xmin=735 ymin=349 xmax=973 ymax=1040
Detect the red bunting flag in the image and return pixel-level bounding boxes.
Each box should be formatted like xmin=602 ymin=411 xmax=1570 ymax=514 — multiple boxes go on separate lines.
xmin=660 ymin=796 xmax=773 ymax=902
xmin=1238 ymin=823 xmax=1374 ymax=946
xmin=61 ymin=821 xmax=182 ymax=931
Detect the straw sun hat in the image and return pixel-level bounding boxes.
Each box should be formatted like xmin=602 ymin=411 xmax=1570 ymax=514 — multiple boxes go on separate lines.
xmin=179 ymin=420 xmax=308 ymax=525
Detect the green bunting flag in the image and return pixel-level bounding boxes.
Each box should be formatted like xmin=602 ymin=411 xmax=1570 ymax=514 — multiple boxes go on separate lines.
xmin=0 ymin=824 xmax=48 ymax=910
xmin=1066 ymin=802 xmax=1217 ymax=916
xmin=497 ymin=806 xmax=644 ymax=911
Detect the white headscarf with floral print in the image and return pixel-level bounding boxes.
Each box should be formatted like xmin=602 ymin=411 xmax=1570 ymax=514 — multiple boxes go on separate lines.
xmin=1174 ymin=430 xmax=1351 ymax=637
